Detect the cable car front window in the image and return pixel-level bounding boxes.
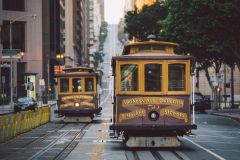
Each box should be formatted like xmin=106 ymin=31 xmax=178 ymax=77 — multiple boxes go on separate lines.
xmin=120 ymin=64 xmax=138 ymax=91
xmin=168 ymin=64 xmax=186 ymax=91
xmin=145 ymin=64 xmax=162 ymax=92
xmin=72 ymin=78 xmax=82 ymax=92
xmin=60 ymin=78 xmax=69 ymax=93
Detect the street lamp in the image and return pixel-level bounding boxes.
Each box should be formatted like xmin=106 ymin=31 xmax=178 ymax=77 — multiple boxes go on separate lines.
xmin=217 ymin=86 xmax=222 ymax=109
xmin=56 ymin=53 xmax=64 ymax=73
xmin=9 ymin=14 xmax=36 ymax=108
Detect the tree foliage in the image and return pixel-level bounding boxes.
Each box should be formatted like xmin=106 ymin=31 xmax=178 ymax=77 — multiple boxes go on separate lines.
xmin=124 ymin=1 xmax=168 ymax=41
xmin=160 ymin=0 xmax=240 ymax=108
xmin=99 ymin=21 xmax=108 ymax=44
xmin=118 ymin=18 xmax=128 ymax=44
xmin=92 ymin=21 xmax=108 ymax=71
xmin=161 ymin=0 xmax=240 ymax=68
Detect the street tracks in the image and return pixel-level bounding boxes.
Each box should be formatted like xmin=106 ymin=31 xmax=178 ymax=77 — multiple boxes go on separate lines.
xmin=125 ymin=150 xmax=190 ymax=160
xmin=26 ymin=123 xmax=90 ymax=160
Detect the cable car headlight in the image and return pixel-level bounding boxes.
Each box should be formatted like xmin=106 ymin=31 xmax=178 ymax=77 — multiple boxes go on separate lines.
xmin=75 ymin=102 xmax=80 ymax=107
xmin=148 ymin=111 xmax=159 ymax=121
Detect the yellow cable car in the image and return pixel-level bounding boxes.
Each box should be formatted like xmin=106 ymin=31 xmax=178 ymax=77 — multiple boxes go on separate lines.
xmin=110 ymin=40 xmax=197 ymax=147
xmin=55 ymin=67 xmax=102 ymax=122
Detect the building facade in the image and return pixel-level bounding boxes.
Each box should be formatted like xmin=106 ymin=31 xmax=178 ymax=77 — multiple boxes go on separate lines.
xmin=88 ymin=0 xmax=102 ymax=68
xmin=0 ymin=0 xmax=43 ymax=99
xmin=197 ymin=66 xmax=240 ymax=108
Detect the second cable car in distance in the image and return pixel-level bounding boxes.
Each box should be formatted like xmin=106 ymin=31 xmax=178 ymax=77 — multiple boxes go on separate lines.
xmin=55 ymin=67 xmax=102 ymax=122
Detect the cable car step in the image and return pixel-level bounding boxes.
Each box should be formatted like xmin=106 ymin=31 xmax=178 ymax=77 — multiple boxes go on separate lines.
xmin=126 ymin=137 xmax=180 ymax=147
xmin=63 ymin=116 xmax=92 ymax=123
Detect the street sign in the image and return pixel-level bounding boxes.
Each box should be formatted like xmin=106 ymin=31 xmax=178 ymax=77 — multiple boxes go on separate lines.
xmin=39 ymin=79 xmax=45 ymax=86
xmin=0 ymin=49 xmax=21 ymax=56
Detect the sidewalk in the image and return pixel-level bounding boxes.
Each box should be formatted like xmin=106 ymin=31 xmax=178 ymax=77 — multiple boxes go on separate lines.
xmin=207 ymin=108 xmax=240 ymax=122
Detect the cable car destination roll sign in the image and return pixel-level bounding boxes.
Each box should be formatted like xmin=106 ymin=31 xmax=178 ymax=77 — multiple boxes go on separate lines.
xmin=122 ymin=97 xmax=184 ymax=107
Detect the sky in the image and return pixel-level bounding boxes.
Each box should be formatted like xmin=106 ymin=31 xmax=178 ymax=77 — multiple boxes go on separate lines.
xmin=104 ymin=0 xmax=125 ymax=24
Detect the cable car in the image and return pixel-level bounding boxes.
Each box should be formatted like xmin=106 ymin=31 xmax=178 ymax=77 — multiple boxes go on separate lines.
xmin=110 ymin=40 xmax=197 ymax=147
xmin=55 ymin=67 xmax=102 ymax=122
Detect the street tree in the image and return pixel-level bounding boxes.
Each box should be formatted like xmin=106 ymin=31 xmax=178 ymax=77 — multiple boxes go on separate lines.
xmin=161 ymin=0 xmax=240 ymax=108
xmin=118 ymin=18 xmax=128 ymax=44
xmin=124 ymin=1 xmax=168 ymax=41
xmin=91 ymin=21 xmax=108 ymax=78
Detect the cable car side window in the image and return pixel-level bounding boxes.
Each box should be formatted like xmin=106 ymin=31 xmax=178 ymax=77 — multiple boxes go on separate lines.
xmin=145 ymin=64 xmax=162 ymax=92
xmin=60 ymin=78 xmax=69 ymax=93
xmin=85 ymin=78 xmax=94 ymax=92
xmin=72 ymin=78 xmax=82 ymax=92
xmin=168 ymin=64 xmax=186 ymax=91
xmin=120 ymin=64 xmax=138 ymax=91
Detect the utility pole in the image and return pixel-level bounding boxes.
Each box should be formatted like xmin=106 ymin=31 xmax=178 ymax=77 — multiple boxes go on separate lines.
xmin=231 ymin=65 xmax=234 ymax=108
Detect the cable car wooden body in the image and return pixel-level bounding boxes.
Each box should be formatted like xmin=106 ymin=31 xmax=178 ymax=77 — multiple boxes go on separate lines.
xmin=55 ymin=67 xmax=102 ymax=122
xmin=110 ymin=41 xmax=197 ymax=147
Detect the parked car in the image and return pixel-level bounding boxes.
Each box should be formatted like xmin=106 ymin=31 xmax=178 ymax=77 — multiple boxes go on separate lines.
xmin=14 ymin=97 xmax=37 ymax=112
xmin=192 ymin=92 xmax=211 ymax=113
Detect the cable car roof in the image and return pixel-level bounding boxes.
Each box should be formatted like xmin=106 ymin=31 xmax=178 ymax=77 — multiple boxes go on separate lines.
xmin=63 ymin=67 xmax=94 ymax=73
xmin=122 ymin=40 xmax=179 ymax=55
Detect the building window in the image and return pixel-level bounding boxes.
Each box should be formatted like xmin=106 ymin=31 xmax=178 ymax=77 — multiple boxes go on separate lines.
xmin=1 ymin=21 xmax=25 ymax=51
xmin=145 ymin=63 xmax=162 ymax=92
xmin=120 ymin=64 xmax=138 ymax=91
xmin=168 ymin=64 xmax=186 ymax=91
xmin=2 ymin=0 xmax=25 ymax=11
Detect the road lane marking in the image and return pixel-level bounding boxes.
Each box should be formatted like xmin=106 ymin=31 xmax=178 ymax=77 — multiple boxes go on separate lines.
xmin=196 ymin=134 xmax=237 ymax=139
xmin=89 ymin=123 xmax=109 ymax=160
xmin=184 ymin=137 xmax=226 ymax=160
xmin=193 ymin=140 xmax=240 ymax=145
xmin=209 ymin=149 xmax=240 ymax=153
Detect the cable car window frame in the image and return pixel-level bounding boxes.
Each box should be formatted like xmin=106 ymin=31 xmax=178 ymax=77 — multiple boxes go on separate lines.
xmin=116 ymin=60 xmax=190 ymax=95
xmin=85 ymin=77 xmax=95 ymax=92
xmin=168 ymin=63 xmax=186 ymax=91
xmin=59 ymin=78 xmax=70 ymax=94
xmin=57 ymin=76 xmax=97 ymax=95
xmin=144 ymin=63 xmax=163 ymax=92
xmin=117 ymin=61 xmax=142 ymax=94
xmin=120 ymin=64 xmax=139 ymax=92
xmin=167 ymin=61 xmax=190 ymax=94
xmin=72 ymin=78 xmax=83 ymax=93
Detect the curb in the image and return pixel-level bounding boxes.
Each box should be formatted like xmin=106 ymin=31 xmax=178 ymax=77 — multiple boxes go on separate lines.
xmin=212 ymin=113 xmax=240 ymax=122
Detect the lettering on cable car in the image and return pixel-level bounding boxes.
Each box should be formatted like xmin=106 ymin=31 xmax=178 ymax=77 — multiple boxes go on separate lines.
xmin=62 ymin=95 xmax=93 ymax=101
xmin=160 ymin=109 xmax=188 ymax=122
xmin=122 ymin=97 xmax=184 ymax=107
xmin=119 ymin=109 xmax=146 ymax=122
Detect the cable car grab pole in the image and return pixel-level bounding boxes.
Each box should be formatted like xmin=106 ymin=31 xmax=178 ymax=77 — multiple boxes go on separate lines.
xmin=192 ymin=69 xmax=195 ymax=124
